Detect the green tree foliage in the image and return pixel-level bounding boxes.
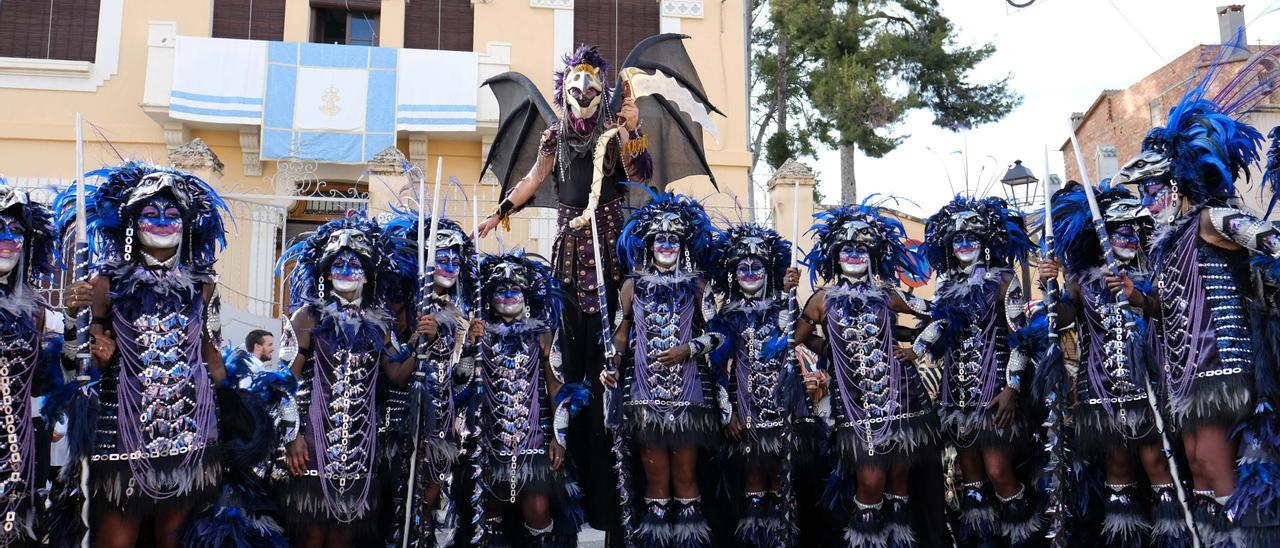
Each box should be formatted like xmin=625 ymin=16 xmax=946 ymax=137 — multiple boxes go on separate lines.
xmin=760 ymin=0 xmax=1021 ymax=201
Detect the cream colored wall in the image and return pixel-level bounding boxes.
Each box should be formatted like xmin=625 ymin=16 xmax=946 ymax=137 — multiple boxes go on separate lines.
xmin=0 ymin=0 xmax=755 ymax=307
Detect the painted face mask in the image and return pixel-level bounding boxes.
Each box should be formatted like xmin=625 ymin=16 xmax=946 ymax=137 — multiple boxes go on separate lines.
xmin=137 ymin=196 xmax=183 ymax=250
xmin=838 ymin=243 xmax=870 ymax=279
xmin=492 ymin=283 xmax=526 ymax=320
xmin=433 ymin=248 xmax=461 ymax=290
xmin=1140 ymin=179 xmax=1178 ymax=225
xmin=1109 ymin=223 xmax=1141 ymax=262
xmin=0 ymin=214 xmax=25 ymax=278
xmin=328 ymin=250 xmax=366 ymax=296
xmin=951 ymin=233 xmax=982 ymax=266
xmin=564 ymin=63 xmax=604 ymax=134
xmin=652 ymin=233 xmax=682 ymax=271
xmin=735 ymin=257 xmax=767 ymax=296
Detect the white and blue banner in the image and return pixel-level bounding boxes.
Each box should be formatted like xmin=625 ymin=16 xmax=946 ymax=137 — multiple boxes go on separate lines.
xmin=261 ymin=42 xmax=398 ymax=163
xmin=169 ymin=38 xmax=266 ymax=125
xmin=397 ymin=49 xmax=478 ymax=131
xmin=167 ymin=37 xmax=480 ymax=164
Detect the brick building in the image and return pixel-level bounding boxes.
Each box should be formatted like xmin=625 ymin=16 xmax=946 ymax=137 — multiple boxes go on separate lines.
xmin=1060 ymin=5 xmax=1280 ymax=214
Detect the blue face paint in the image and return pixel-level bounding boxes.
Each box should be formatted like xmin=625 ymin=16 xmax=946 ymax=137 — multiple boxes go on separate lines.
xmin=434 ymin=249 xmax=461 ymax=276
xmin=653 ymin=233 xmax=682 ymax=254
xmin=838 ymin=244 xmax=869 ymax=265
xmin=329 ymin=250 xmax=366 ymax=282
xmin=0 ymin=215 xmax=24 ymax=265
xmin=138 ymin=196 xmax=183 ymax=236
xmin=735 ymin=257 xmax=765 ymax=283
xmin=1109 ymin=224 xmax=1140 ymax=250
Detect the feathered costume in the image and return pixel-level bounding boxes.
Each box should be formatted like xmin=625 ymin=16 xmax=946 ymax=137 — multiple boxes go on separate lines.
xmin=271 ymin=212 xmax=406 ymax=531
xmin=0 ymin=180 xmax=61 ymax=544
xmin=706 ymin=223 xmax=799 ymax=548
xmin=915 ymin=195 xmax=1039 ymax=546
xmin=1107 ymin=34 xmax=1280 ymax=547
xmin=50 ymin=162 xmax=229 ymax=526
xmin=472 ymin=251 xmax=584 ymax=547
xmin=615 ymin=190 xmax=724 ymax=548
xmin=802 ymin=202 xmax=938 ymax=548
xmin=381 ymin=208 xmax=477 ymax=548
xmin=1049 ymin=182 xmax=1189 ymax=546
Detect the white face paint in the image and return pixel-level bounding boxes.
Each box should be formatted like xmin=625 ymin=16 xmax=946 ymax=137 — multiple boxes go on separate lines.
xmin=0 ymin=215 xmax=24 ymax=279
xmin=1109 ymin=224 xmax=1141 ymax=263
xmin=137 ymin=197 xmax=183 ymax=251
xmin=1141 ymin=179 xmax=1179 ymax=225
xmin=735 ymin=257 xmax=767 ymax=296
xmin=652 ymin=233 xmax=682 ymax=271
xmin=492 ymin=284 xmax=526 ymax=321
xmin=328 ymin=251 xmax=366 ymax=298
xmin=951 ymin=233 xmax=982 ymax=266
xmin=838 ymin=244 xmax=870 ymax=280
xmin=433 ymin=249 xmax=460 ymax=290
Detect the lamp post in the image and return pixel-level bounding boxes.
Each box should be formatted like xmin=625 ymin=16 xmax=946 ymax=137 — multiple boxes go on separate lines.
xmin=1001 ymin=159 xmax=1040 ymax=294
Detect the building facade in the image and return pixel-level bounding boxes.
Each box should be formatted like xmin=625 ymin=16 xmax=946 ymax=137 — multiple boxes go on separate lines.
xmin=0 ymin=0 xmax=750 ymax=344
xmin=1060 ymin=5 xmax=1279 ymax=215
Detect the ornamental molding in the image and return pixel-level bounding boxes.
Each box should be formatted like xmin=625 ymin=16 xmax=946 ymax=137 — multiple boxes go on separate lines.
xmin=531 ymin=0 xmax=573 ymax=9
xmin=169 ymin=138 xmax=224 ymax=176
xmin=661 ymin=0 xmax=704 ymax=18
xmin=368 ymin=146 xmax=410 ymax=176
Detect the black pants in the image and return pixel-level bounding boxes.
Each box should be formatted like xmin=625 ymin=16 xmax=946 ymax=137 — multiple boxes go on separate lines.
xmin=560 ymin=283 xmax=625 ymax=544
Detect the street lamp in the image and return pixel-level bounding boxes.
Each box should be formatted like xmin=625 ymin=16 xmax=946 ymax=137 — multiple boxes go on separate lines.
xmin=1000 ymin=159 xmax=1039 ymax=293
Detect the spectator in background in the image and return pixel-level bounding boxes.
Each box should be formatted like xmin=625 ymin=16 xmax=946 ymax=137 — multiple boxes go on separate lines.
xmin=246 ymin=329 xmax=274 ymax=363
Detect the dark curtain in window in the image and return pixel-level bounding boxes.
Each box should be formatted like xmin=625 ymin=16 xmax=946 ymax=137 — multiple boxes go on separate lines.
xmin=404 ymin=0 xmax=473 ymax=52
xmin=212 ymin=0 xmax=287 ymax=41
xmin=0 ymin=0 xmax=101 ymax=62
xmin=573 ymin=0 xmax=659 ymax=80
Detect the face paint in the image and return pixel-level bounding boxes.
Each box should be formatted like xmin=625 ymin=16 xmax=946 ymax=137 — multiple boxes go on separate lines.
xmin=492 ymin=283 xmax=526 ymax=320
xmin=1109 ymin=224 xmax=1141 ymax=262
xmin=951 ymin=233 xmax=982 ymax=265
xmin=735 ymin=257 xmax=766 ymax=296
xmin=1141 ymin=179 xmax=1177 ymax=225
xmin=328 ymin=251 xmax=366 ymax=295
xmin=652 ymin=233 xmax=682 ymax=271
xmin=137 ymin=196 xmax=183 ymax=250
xmin=0 ymin=215 xmax=24 ymax=277
xmin=433 ymin=248 xmax=461 ymax=290
xmin=838 ymin=243 xmax=870 ymax=279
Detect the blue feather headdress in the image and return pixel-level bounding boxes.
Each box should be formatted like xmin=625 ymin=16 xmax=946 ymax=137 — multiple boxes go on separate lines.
xmin=709 ymin=223 xmax=791 ymax=299
xmin=923 ymin=195 xmax=1035 ymax=273
xmin=54 ymin=160 xmax=229 ymax=271
xmin=381 ymin=205 xmax=477 ymax=309
xmin=803 ymin=199 xmax=927 ymax=287
xmin=617 ymin=187 xmax=718 ymax=273
xmin=276 ymin=211 xmax=399 ymax=313
xmin=477 ymin=251 xmax=562 ymax=331
xmin=1123 ymin=32 xmax=1280 ymax=206
xmin=0 ymin=178 xmax=57 ymax=289
xmin=1050 ymin=181 xmax=1152 ymax=273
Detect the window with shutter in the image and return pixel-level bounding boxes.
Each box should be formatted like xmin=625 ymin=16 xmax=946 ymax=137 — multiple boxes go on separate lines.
xmin=573 ymin=0 xmax=659 ymax=80
xmin=212 ymin=0 xmax=287 ymax=41
xmin=311 ymin=2 xmax=380 ymax=46
xmin=0 ymin=0 xmax=101 ymax=62
xmin=404 ymin=0 xmax=473 ymax=52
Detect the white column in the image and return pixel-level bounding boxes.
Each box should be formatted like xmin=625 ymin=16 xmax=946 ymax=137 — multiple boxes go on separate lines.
xmin=660 ymin=17 xmax=681 ymax=34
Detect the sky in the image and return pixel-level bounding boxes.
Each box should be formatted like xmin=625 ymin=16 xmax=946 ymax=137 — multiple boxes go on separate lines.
xmin=798 ymin=0 xmax=1280 ymax=217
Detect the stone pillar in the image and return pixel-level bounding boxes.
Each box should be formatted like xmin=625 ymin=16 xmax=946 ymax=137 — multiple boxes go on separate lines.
xmin=367 ymin=146 xmax=414 ymax=218
xmin=168 ymin=138 xmax=224 ymax=183
xmin=768 ymin=159 xmax=817 ymax=303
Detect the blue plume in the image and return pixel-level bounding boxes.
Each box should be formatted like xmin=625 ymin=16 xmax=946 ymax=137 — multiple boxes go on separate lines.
xmin=1228 ymin=403 xmax=1280 ymax=527
xmin=616 ymin=189 xmax=720 ymax=273
xmin=65 ymin=366 xmax=101 ymax=461
xmin=38 ymin=335 xmax=72 ymax=425
xmin=555 ymin=381 xmax=592 ymax=418
xmin=924 ymin=195 xmax=1035 ymax=274
xmin=55 ymin=161 xmax=229 ymax=270
xmin=760 ymin=331 xmax=788 ymax=363
xmin=1264 ymin=126 xmax=1280 ymax=218
xmin=381 ymin=205 xmax=477 ymax=310
xmin=220 ymin=345 xmax=258 ymax=388
xmin=803 ymin=197 xmax=928 ymax=287
xmin=276 ymin=211 xmax=397 ymax=313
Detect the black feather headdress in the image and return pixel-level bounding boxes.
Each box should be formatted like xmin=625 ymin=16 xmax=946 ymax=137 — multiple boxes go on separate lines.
xmin=923 ymin=195 xmax=1035 ymax=273
xmin=276 ymin=211 xmax=399 ymax=313
xmin=710 ymin=223 xmax=791 ymax=299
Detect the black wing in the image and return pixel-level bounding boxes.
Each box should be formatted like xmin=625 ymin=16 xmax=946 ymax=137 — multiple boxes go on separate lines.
xmin=480 ymin=72 xmax=560 ymax=210
xmin=612 ymin=34 xmax=723 ymax=194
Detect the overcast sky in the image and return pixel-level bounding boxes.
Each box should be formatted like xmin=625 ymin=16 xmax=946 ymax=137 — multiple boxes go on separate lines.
xmin=801 ymin=0 xmax=1280 ymax=217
